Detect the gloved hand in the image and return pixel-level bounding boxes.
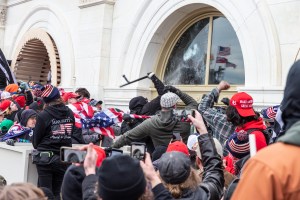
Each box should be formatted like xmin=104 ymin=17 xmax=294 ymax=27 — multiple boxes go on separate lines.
xmin=6 ymin=139 xmax=15 ymax=146
xmin=147 ymin=72 xmax=155 ymax=79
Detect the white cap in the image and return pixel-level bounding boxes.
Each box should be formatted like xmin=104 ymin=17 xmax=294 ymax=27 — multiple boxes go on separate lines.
xmin=187 ymin=135 xmax=223 ymax=159
xmin=1 ymin=91 xmax=11 ymax=100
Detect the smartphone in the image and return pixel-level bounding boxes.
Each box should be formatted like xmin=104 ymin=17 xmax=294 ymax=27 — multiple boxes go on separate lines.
xmin=191 ymin=110 xmax=196 ymax=118
xmin=172 ymin=132 xmax=181 ymax=141
xmin=105 ymin=148 xmax=123 ymax=157
xmin=60 ymin=147 xmax=87 ymax=163
xmin=185 ymin=109 xmax=196 ymax=117
xmin=131 ymin=142 xmax=146 ymax=161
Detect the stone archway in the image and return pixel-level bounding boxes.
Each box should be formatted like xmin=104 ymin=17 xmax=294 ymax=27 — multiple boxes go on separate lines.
xmin=11 ymin=29 xmax=61 ymax=85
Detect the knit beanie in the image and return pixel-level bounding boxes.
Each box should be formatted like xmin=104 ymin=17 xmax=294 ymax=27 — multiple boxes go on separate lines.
xmin=61 ymin=165 xmax=85 ymax=200
xmin=41 ymin=85 xmax=60 ymax=103
xmin=98 ymin=154 xmax=146 ymax=200
xmin=225 ymin=130 xmax=249 ymax=159
xmin=158 ymin=151 xmax=191 ymax=184
xmin=5 ymin=84 xmax=19 ymax=93
xmin=20 ymin=109 xmax=37 ymax=127
xmin=166 ymin=141 xmax=189 ymax=156
xmin=129 ymin=96 xmax=148 ymax=111
xmin=0 ymin=119 xmax=14 ymax=133
xmin=160 ymin=92 xmax=180 ymax=108
xmin=13 ymin=95 xmax=26 ymax=108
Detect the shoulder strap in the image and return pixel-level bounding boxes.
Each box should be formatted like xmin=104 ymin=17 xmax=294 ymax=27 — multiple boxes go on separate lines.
xmin=246 ymin=128 xmax=270 ymax=145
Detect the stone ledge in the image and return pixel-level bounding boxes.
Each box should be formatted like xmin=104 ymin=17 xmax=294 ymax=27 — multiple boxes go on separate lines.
xmin=78 ymin=0 xmax=115 ymax=9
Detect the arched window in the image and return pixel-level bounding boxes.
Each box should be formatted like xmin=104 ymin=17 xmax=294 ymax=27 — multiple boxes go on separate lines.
xmin=164 ymin=15 xmax=244 ymax=85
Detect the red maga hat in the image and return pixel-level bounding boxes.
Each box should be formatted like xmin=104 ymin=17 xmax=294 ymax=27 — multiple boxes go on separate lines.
xmin=230 ymin=92 xmax=255 ymax=117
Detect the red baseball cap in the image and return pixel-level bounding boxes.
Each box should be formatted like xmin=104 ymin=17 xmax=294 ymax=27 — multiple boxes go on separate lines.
xmin=166 ymin=141 xmax=189 ymax=156
xmin=62 ymin=92 xmax=79 ymax=102
xmin=0 ymin=100 xmax=11 ymax=114
xmin=230 ymin=92 xmax=255 ymax=117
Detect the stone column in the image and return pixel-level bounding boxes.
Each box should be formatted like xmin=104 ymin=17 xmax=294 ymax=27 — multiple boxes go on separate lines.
xmin=76 ymin=0 xmax=115 ymax=100
xmin=0 ymin=0 xmax=7 ymax=49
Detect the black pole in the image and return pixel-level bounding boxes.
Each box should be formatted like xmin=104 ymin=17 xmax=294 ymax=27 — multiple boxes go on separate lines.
xmin=119 ymin=75 xmax=149 ymax=88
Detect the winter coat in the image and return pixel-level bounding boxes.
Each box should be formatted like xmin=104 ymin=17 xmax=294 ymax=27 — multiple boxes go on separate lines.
xmin=32 ymin=103 xmax=75 ymax=154
xmin=235 ymin=117 xmax=267 ymax=151
xmin=112 ymin=91 xmax=197 ymax=148
xmin=152 ymin=134 xmax=224 ymax=200
xmin=232 ymin=121 xmax=300 ymax=200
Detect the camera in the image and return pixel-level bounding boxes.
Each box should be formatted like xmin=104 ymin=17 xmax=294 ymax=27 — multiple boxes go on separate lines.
xmin=173 ymin=109 xmax=195 ymax=120
xmin=131 ymin=142 xmax=146 ymax=161
xmin=103 ymin=147 xmax=123 ymax=157
xmin=60 ymin=147 xmax=87 ymax=163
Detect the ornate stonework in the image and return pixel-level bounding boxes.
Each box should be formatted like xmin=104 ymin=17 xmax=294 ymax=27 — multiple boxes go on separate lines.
xmin=0 ymin=5 xmax=6 ymax=26
xmin=79 ymin=0 xmax=115 ymax=9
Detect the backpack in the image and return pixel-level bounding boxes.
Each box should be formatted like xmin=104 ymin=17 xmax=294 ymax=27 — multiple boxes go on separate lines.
xmin=247 ymin=128 xmax=272 ymax=145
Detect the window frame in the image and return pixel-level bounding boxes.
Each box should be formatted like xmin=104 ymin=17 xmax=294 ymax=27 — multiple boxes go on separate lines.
xmin=156 ymin=8 xmax=244 ymax=88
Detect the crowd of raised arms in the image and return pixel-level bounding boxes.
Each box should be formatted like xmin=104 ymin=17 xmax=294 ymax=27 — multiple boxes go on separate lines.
xmin=0 ymin=61 xmax=300 ymax=200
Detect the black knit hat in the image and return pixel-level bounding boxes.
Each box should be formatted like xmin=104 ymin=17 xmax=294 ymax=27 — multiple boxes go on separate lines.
xmin=61 ymin=165 xmax=85 ymax=200
xmin=98 ymin=154 xmax=146 ymax=200
xmin=129 ymin=96 xmax=148 ymax=111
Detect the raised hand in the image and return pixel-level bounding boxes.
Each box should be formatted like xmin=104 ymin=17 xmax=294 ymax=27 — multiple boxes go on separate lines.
xmin=188 ymin=110 xmax=208 ymax=134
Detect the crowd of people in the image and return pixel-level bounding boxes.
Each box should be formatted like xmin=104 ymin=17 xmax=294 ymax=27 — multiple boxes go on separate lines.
xmin=0 ymin=59 xmax=299 ymax=200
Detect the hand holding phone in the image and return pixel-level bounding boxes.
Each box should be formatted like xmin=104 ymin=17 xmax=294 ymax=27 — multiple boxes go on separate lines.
xmin=60 ymin=147 xmax=87 ymax=163
xmin=131 ymin=142 xmax=146 ymax=161
xmin=187 ymin=110 xmax=208 ymax=134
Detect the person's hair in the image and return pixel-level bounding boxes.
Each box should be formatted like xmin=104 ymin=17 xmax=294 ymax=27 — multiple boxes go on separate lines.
xmin=44 ymin=97 xmax=64 ymax=108
xmin=160 ymin=167 xmax=200 ymax=199
xmin=75 ymin=88 xmax=90 ymax=99
xmin=226 ymin=105 xmax=260 ymax=127
xmin=0 ymin=183 xmax=46 ymax=200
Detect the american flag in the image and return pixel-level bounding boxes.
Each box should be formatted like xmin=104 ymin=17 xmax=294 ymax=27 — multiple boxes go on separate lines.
xmin=52 ymin=123 xmax=73 ymax=135
xmin=261 ymin=105 xmax=279 ymax=120
xmin=216 ymin=57 xmax=228 ymax=63
xmin=226 ymin=61 xmax=237 ymax=69
xmin=266 ymin=105 xmax=279 ymax=119
xmin=80 ymin=108 xmax=151 ymax=139
xmin=218 ymin=46 xmax=231 ymax=56
xmin=67 ymin=102 xmax=94 ymax=128
xmin=0 ymin=124 xmax=31 ymax=141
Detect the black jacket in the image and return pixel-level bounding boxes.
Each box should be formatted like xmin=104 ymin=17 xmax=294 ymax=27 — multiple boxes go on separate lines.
xmin=82 ymin=174 xmax=98 ymax=200
xmin=32 ymin=103 xmax=75 ymax=154
xmin=152 ymin=134 xmax=224 ymax=200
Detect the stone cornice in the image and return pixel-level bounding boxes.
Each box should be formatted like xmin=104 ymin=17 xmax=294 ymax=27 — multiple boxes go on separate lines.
xmin=7 ymin=0 xmax=32 ymax=8
xmin=79 ymin=0 xmax=115 ymax=9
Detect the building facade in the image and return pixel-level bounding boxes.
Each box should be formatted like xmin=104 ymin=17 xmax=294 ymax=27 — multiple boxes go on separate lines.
xmin=1 ymin=0 xmax=300 ymax=110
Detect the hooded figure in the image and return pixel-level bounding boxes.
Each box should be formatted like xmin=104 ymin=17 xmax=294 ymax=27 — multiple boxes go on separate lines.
xmin=232 ymin=60 xmax=300 ymax=200
xmin=32 ymin=84 xmax=75 ymax=199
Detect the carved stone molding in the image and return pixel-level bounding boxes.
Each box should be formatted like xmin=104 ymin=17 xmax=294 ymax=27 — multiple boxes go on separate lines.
xmin=79 ymin=0 xmax=115 ymax=9
xmin=0 ymin=5 xmax=6 ymax=26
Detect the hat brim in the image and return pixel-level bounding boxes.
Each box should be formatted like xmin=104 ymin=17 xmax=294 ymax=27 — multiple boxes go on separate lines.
xmin=236 ymin=107 xmax=255 ymax=117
